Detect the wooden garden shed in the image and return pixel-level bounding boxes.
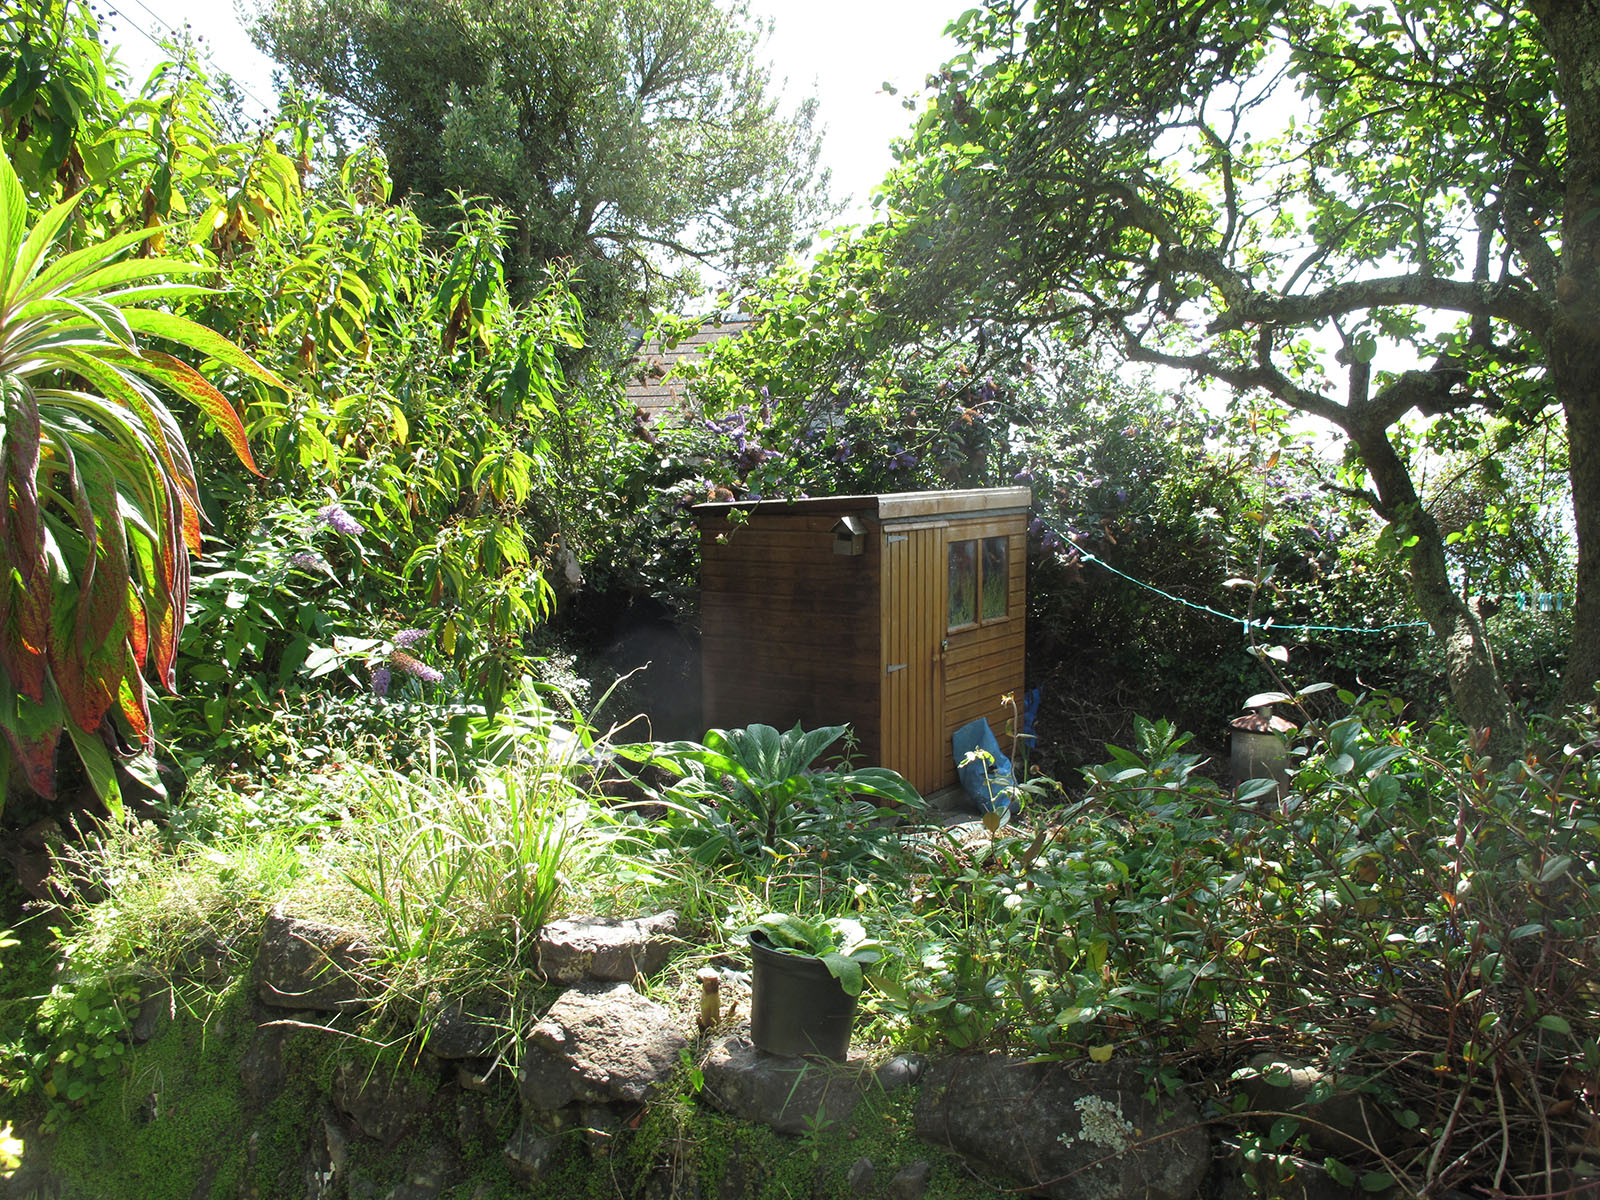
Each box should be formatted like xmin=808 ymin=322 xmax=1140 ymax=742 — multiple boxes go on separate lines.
xmin=695 ymin=487 xmax=1031 ymax=795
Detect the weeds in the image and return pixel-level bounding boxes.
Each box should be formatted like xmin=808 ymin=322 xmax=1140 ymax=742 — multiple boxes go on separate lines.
xmin=861 ymin=703 xmax=1600 ymax=1193
xmin=3 ymin=698 xmax=1594 ymax=1197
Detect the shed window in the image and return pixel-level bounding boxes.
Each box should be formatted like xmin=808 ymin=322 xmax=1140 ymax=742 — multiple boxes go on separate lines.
xmin=948 ymin=535 xmax=1009 ymax=630
xmin=948 ymin=540 xmax=978 ymax=628
xmin=982 ymin=536 xmax=1009 ymax=619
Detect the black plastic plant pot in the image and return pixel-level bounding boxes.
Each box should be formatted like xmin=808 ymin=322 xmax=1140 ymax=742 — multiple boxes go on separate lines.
xmin=747 ymin=933 xmax=858 ymax=1061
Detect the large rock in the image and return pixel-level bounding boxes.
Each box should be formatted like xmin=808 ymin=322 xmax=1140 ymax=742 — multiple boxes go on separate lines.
xmin=519 ymin=981 xmax=687 ymax=1109
xmin=239 ymin=1024 xmax=292 ymax=1108
xmin=1238 ymin=1052 xmax=1406 ymax=1157
xmin=301 ymin=1104 xmax=350 ymax=1200
xmin=537 ymin=911 xmax=682 ymax=983
xmin=699 ymin=1031 xmax=877 ymax=1135
xmin=332 ymin=1059 xmax=434 ymax=1143
xmin=913 ymin=1055 xmax=1208 ymax=1200
xmin=418 ymin=993 xmax=508 ymax=1060
xmin=376 ymin=1138 xmax=460 ymax=1200
xmin=256 ymin=906 xmax=384 ymax=1012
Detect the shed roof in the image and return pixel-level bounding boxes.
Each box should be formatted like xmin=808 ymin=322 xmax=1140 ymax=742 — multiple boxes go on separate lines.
xmin=693 ymin=486 xmax=1032 ymax=522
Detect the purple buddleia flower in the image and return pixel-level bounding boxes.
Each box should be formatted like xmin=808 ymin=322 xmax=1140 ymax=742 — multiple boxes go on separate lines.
xmin=287 ymin=550 xmax=329 ymax=573
xmin=390 ymin=650 xmax=444 ymax=683
xmin=370 ymin=665 xmax=392 ymax=697
xmin=392 ymin=628 xmax=428 ymax=649
xmin=887 ymin=448 xmax=918 ymax=471
xmin=317 ymin=503 xmax=364 ymax=537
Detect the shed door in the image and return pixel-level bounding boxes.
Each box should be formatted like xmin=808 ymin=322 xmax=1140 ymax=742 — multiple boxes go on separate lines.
xmin=880 ymin=526 xmax=944 ymax=793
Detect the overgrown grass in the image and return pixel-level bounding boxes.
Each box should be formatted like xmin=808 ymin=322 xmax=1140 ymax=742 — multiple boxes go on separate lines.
xmin=3 ymin=695 xmax=1596 ymax=1197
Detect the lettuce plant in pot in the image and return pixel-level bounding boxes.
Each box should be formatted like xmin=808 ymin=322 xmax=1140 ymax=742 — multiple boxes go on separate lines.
xmin=741 ymin=913 xmax=885 ymax=1061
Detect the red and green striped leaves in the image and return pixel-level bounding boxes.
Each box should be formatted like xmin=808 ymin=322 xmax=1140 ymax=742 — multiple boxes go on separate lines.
xmin=0 ymin=148 xmax=278 ymax=804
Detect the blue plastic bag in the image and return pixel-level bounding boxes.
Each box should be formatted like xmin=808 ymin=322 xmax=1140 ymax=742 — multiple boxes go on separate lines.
xmin=952 ymin=717 xmax=1017 ymax=814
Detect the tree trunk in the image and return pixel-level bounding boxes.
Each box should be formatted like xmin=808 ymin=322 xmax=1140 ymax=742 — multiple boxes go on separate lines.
xmin=1534 ymin=0 xmax=1600 ymax=710
xmin=1352 ymin=424 xmax=1525 ymax=759
xmin=1558 ymin=380 xmax=1600 ymax=710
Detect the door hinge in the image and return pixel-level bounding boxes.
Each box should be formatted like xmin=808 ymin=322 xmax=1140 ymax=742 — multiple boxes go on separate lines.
xmin=886 ymin=663 xmax=907 ymax=674
xmin=885 ymin=535 xmax=909 ymax=544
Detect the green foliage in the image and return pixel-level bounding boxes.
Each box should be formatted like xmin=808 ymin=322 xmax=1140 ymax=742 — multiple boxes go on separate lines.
xmin=627 ymin=722 xmax=923 ymax=871
xmin=1 ymin=5 xmax=628 ymax=775
xmin=855 ymin=0 xmax=1600 ymax=736
xmin=13 ymin=971 xmax=138 ymax=1125
xmin=1429 ymin=415 xmax=1574 ymax=598
xmin=20 ymin=977 xmax=327 ymax=1200
xmin=862 ymin=702 xmax=1600 ymax=1187
xmin=741 ymin=912 xmax=885 ymax=997
xmin=0 ymin=0 xmax=122 ymax=196
xmin=182 ymin=165 xmax=587 ymax=731
xmin=0 ymin=148 xmax=278 ymax=806
xmin=251 ymin=0 xmax=832 ymax=317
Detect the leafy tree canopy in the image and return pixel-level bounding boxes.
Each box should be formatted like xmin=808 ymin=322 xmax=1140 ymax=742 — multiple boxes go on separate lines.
xmin=249 ymin=0 xmax=833 ymax=324
xmin=855 ymin=0 xmax=1600 ymax=756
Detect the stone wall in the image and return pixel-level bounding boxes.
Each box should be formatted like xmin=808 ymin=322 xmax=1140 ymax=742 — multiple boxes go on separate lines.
xmin=3 ymin=906 xmax=1371 ymax=1200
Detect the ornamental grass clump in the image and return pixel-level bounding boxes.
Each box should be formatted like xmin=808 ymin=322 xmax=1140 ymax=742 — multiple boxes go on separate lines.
xmin=339 ymin=719 xmax=648 ymax=972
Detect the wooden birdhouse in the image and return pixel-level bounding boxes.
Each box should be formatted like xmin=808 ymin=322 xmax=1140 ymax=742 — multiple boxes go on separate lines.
xmin=695 ymin=488 xmax=1030 ymax=794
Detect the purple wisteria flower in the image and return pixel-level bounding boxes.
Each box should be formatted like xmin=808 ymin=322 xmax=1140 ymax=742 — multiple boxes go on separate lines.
xmin=317 ymin=503 xmax=364 ymax=537
xmin=392 ymin=628 xmax=428 ymax=649
xmin=370 ymin=665 xmax=392 ymax=697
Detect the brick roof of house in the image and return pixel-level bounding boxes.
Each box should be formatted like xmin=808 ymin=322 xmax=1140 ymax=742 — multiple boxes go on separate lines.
xmin=625 ymin=315 xmax=753 ymax=419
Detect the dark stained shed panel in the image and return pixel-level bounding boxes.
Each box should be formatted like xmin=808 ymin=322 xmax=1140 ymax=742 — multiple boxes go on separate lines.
xmin=695 ymin=489 xmax=1029 ymax=793
xmin=699 ymin=511 xmax=882 ymax=754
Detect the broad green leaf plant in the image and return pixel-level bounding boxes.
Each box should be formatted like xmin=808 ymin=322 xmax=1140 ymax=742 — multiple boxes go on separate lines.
xmin=637 ymin=721 xmax=923 ymax=865
xmin=0 ymin=151 xmax=280 ymax=811
xmin=743 ymin=912 xmax=885 ymax=997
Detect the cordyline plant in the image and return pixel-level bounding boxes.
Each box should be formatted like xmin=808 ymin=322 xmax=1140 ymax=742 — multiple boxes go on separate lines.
xmin=0 ymin=153 xmax=280 ymax=812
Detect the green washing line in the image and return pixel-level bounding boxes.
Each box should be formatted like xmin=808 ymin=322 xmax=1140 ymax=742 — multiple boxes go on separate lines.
xmin=1074 ymin=548 xmax=1432 ymax=636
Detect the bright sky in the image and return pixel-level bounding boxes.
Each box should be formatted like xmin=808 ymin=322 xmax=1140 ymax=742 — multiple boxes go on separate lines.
xmin=103 ymin=0 xmax=970 ymax=225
